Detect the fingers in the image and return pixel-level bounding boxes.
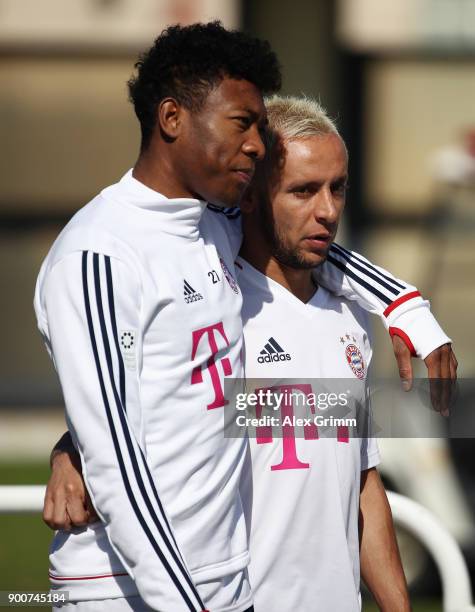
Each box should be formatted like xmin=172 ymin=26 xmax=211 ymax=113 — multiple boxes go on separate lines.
xmin=43 ymin=449 xmax=90 ymax=530
xmin=85 ymin=491 xmax=100 ymax=524
xmin=65 ymin=485 xmax=91 ymax=527
xmin=450 ymin=351 xmax=458 ymax=380
xmin=440 ymin=345 xmax=453 ymax=417
xmin=391 ymin=335 xmax=413 ymax=391
xmin=424 ymin=343 xmax=457 ymax=416
xmin=42 ymin=490 xmax=57 ymax=529
xmin=425 ymin=345 xmax=443 ymax=415
xmin=43 ymin=486 xmax=71 ymax=531
xmin=391 ymin=337 xmax=459 ymax=416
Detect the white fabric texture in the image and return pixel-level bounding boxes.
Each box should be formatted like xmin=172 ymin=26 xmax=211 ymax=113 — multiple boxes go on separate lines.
xmin=236 ymin=257 xmax=380 ymax=612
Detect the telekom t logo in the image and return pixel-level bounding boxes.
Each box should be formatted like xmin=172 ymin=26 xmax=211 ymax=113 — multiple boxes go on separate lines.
xmin=255 ymin=384 xmax=349 ymax=471
xmin=190 ymin=322 xmax=232 ymax=410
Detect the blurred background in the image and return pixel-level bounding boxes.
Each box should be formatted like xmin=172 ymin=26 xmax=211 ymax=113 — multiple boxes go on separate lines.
xmin=1 ymin=0 xmax=474 ymax=610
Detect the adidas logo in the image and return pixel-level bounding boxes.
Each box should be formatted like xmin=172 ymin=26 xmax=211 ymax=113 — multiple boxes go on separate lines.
xmin=257 ymin=337 xmax=291 ymax=363
xmin=184 ymin=280 xmax=203 ymax=304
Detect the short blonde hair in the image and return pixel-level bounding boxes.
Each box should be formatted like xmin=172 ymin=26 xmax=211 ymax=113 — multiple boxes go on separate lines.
xmin=253 ymin=96 xmax=342 ymax=192
xmin=264 ymin=95 xmax=338 ymax=141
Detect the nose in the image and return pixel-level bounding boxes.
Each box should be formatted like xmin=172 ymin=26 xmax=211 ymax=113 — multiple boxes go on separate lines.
xmin=313 ymin=187 xmax=339 ymax=225
xmin=242 ymin=125 xmax=266 ymax=161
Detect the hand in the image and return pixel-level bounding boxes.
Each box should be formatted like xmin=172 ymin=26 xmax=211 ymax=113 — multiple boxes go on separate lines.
xmin=43 ymin=447 xmax=98 ymax=530
xmin=392 ymin=336 xmax=458 ymax=415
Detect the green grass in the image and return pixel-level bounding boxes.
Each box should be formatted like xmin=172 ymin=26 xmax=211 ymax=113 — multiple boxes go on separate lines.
xmin=0 ymin=462 xmax=50 ymax=486
xmin=0 ymin=462 xmax=51 ymax=610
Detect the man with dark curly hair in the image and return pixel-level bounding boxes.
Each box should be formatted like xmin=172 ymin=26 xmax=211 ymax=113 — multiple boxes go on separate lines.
xmin=35 ymin=22 xmax=280 ymax=612
xmin=35 ymin=21 xmax=453 ymax=612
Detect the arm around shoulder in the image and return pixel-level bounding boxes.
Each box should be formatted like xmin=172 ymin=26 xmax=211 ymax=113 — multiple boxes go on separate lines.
xmin=316 ymin=243 xmax=451 ymax=359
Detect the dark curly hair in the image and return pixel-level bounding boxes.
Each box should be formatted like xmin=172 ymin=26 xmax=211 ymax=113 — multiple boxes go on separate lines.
xmin=128 ymin=21 xmax=282 ymax=150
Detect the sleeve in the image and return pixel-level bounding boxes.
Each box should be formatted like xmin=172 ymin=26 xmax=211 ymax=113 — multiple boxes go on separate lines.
xmin=360 ymin=429 xmax=381 ymax=471
xmin=360 ymin=328 xmax=380 ymax=471
xmin=360 ymin=382 xmax=380 ymax=471
xmin=41 ymin=250 xmax=207 ymax=612
xmin=314 ymin=242 xmax=451 ymax=360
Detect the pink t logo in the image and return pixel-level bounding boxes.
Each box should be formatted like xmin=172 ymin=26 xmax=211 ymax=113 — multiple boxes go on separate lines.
xmin=255 ymin=383 xmax=349 ymax=471
xmin=256 ymin=384 xmax=313 ymax=471
xmin=190 ymin=322 xmax=232 ymax=410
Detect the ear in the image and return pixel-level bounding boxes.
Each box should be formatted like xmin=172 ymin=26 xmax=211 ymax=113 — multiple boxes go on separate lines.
xmin=157 ymin=98 xmax=183 ymax=140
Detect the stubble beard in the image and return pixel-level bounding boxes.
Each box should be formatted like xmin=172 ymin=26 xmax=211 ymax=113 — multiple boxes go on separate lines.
xmin=271 ymin=226 xmax=318 ymax=269
xmin=260 ymin=204 xmax=327 ymax=270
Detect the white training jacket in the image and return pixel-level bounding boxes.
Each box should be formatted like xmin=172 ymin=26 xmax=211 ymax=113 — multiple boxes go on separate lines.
xmin=35 ymin=171 xmax=450 ymax=611
xmin=35 ymin=171 xmax=250 ymax=612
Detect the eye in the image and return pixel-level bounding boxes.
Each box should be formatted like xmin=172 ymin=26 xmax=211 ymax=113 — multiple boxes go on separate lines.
xmin=232 ymin=116 xmax=251 ymax=130
xmin=332 ymin=180 xmax=349 ymax=196
xmin=292 ymin=186 xmax=314 ymax=199
xmin=290 ymin=184 xmax=318 ymax=199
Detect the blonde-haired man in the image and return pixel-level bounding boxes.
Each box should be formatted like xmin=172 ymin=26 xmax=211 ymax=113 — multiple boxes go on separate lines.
xmin=238 ymin=94 xmax=410 ymax=610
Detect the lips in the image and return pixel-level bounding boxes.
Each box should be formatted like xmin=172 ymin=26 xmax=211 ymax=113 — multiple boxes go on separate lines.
xmin=304 ymin=234 xmax=333 ymax=251
xmin=233 ymin=168 xmax=254 ymax=183
xmin=307 ymin=233 xmax=331 ymax=241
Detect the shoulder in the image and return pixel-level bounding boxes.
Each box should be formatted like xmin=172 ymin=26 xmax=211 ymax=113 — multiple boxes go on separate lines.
xmin=321 ymin=287 xmax=371 ymax=333
xmin=44 ymin=194 xmax=140 ymax=273
xmin=35 ymin=199 xmax=143 ymax=327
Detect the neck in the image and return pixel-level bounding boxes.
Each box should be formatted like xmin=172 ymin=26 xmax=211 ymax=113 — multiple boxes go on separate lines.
xmin=240 ymin=241 xmax=316 ymax=303
xmin=133 ymin=145 xmax=193 ymax=199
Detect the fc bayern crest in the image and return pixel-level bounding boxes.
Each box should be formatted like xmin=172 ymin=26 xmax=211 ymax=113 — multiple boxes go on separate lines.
xmin=219 ymin=257 xmax=239 ymax=294
xmin=345 ymin=343 xmax=366 ymax=379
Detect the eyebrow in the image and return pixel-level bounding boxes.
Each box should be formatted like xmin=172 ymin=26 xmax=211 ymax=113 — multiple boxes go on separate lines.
xmin=286 ymin=175 xmax=348 ymax=190
xmin=242 ymin=108 xmax=267 ymax=125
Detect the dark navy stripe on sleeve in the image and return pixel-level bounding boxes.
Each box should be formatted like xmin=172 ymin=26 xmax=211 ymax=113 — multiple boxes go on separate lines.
xmin=329 ymin=244 xmax=400 ymax=297
xmin=104 ymin=256 xmax=190 ymax=569
xmin=82 ymin=251 xmax=203 ymax=612
xmin=331 ymin=243 xmax=406 ymax=292
xmin=326 ymin=254 xmax=392 ymax=305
